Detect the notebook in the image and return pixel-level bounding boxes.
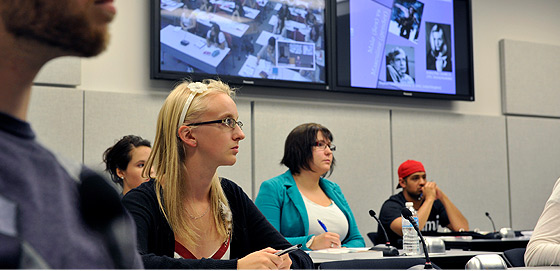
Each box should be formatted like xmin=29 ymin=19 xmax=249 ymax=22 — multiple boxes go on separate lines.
xmin=307 ymin=247 xmax=383 ymax=260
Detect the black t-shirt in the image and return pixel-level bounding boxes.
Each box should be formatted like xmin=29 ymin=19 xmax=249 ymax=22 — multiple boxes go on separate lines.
xmin=376 ymin=192 xmax=450 ymax=248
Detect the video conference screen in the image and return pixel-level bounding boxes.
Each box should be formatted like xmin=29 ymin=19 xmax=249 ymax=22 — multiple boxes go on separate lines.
xmin=335 ymin=0 xmax=474 ymax=100
xmin=155 ymin=0 xmax=328 ymax=87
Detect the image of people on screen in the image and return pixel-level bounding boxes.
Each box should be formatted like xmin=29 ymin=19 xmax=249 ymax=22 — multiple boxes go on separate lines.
xmin=180 ymin=6 xmax=197 ymax=34
xmin=257 ymin=37 xmax=276 ymax=65
xmin=275 ymin=3 xmax=290 ymax=36
xmin=426 ymin=22 xmax=452 ymax=72
xmin=206 ymin=22 xmax=228 ymax=49
xmin=158 ymin=0 xmax=327 ymax=84
xmin=199 ymin=0 xmax=214 ymax=13
xmin=386 ymin=46 xmax=415 ymax=84
xmin=231 ymin=0 xmax=245 ymax=22
xmin=389 ymin=0 xmax=424 ymax=42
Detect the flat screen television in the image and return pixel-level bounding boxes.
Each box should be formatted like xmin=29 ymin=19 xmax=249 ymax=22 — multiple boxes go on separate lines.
xmin=152 ymin=0 xmax=330 ymax=90
xmin=333 ymin=0 xmax=474 ymax=100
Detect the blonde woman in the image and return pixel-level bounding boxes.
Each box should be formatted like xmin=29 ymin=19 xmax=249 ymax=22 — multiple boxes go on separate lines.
xmin=121 ymin=79 xmax=312 ymax=269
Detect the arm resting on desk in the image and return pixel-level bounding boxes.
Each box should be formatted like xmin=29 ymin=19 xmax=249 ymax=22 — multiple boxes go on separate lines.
xmin=438 ymin=191 xmax=469 ymax=232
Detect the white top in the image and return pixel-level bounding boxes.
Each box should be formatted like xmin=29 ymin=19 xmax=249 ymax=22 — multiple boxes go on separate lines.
xmin=181 ymin=11 xmax=196 ymax=29
xmin=302 ymin=194 xmax=348 ymax=241
xmin=525 ymin=177 xmax=560 ymax=266
xmin=206 ymin=30 xmax=227 ymax=48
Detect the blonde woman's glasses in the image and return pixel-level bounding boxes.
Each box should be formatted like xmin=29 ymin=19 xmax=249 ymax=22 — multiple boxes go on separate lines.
xmin=186 ymin=117 xmax=243 ymax=130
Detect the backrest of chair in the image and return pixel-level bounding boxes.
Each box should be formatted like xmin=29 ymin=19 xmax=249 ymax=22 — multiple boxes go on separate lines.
xmin=367 ymin=232 xmax=379 ymax=245
xmin=295 ymin=30 xmax=305 ymax=41
xmin=223 ymin=32 xmax=233 ymax=49
xmin=503 ymin=247 xmax=526 ymax=267
xmin=318 ymin=258 xmax=427 ymax=269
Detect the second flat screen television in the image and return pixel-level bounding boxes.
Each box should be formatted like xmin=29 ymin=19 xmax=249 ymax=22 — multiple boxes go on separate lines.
xmin=154 ymin=0 xmax=328 ymax=89
xmin=335 ymin=0 xmax=474 ymax=100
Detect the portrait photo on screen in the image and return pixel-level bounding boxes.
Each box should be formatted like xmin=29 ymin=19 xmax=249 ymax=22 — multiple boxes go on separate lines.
xmin=154 ymin=0 xmax=328 ymax=86
xmin=425 ymin=22 xmax=452 ymax=72
xmin=388 ymin=0 xmax=425 ymax=43
xmin=385 ymin=45 xmax=415 ymax=85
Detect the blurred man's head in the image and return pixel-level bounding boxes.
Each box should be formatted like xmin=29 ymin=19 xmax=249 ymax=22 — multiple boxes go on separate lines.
xmin=0 ymin=0 xmax=116 ymax=57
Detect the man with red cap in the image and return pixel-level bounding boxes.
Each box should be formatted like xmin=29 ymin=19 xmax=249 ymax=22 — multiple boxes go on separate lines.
xmin=376 ymin=160 xmax=469 ymax=248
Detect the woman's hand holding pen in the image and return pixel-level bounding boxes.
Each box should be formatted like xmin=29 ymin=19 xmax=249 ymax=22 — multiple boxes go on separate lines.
xmin=237 ymin=247 xmax=292 ymax=270
xmin=309 ymin=232 xmax=341 ymax=250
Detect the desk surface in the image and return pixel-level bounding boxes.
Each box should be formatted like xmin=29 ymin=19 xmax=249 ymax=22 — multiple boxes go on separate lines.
xmin=442 ymin=236 xmax=530 ymax=252
xmin=311 ymin=249 xmax=497 ymax=269
xmin=161 ymin=0 xmax=184 ymax=11
xmin=160 ymin=25 xmax=230 ymax=73
xmin=193 ymin=9 xmax=250 ymax=38
xmin=209 ymin=0 xmax=261 ymax=19
xmin=237 ymin=55 xmax=311 ymax=82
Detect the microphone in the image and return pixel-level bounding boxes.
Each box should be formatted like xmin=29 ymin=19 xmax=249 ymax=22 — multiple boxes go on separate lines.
xmin=402 ymin=208 xmax=433 ymax=269
xmin=368 ymin=210 xmax=399 ymax=256
xmin=484 ymin=212 xmax=502 ymax=239
xmin=485 ymin=212 xmax=496 ymax=232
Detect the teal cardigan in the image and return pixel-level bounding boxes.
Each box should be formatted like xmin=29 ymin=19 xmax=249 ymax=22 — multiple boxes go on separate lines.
xmin=255 ymin=170 xmax=365 ymax=250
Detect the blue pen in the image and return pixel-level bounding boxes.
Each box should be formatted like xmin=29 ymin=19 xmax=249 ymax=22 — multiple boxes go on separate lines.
xmin=317 ymin=219 xmax=328 ymax=232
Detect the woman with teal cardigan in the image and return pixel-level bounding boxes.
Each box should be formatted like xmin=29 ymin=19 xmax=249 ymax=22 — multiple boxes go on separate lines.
xmin=255 ymin=123 xmax=365 ymax=251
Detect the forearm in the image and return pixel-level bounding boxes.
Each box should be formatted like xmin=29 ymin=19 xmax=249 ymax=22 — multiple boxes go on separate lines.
xmin=439 ymin=194 xmax=469 ymax=231
xmin=525 ymin=241 xmax=560 ymax=266
xmin=417 ymin=198 xmax=435 ymax=230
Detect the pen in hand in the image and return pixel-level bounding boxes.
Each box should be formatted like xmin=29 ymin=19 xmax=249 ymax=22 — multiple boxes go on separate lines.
xmin=274 ymin=244 xmax=302 ymax=256
xmin=317 ymin=219 xmax=328 ymax=232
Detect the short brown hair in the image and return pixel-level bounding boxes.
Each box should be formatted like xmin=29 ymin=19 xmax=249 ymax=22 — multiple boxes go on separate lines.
xmin=281 ymin=123 xmax=335 ymax=176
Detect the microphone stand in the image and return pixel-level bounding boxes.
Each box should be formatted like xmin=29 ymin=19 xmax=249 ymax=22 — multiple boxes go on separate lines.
xmin=485 ymin=212 xmax=500 ymax=239
xmin=368 ymin=210 xmax=399 ymax=256
xmin=402 ymin=208 xmax=433 ymax=269
xmin=485 ymin=212 xmax=496 ymax=232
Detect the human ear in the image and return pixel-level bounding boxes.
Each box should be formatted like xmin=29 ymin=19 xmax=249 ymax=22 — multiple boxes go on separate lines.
xmin=399 ymin=178 xmax=406 ymax=188
xmin=116 ymin=168 xmax=124 ymax=179
xmin=178 ymin=126 xmax=197 ymax=147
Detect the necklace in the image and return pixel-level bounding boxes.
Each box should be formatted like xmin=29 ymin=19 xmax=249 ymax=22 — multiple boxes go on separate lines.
xmin=185 ymin=204 xmax=210 ymax=220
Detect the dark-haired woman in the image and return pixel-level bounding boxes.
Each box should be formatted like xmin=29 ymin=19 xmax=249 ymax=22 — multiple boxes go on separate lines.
xmin=206 ymin=23 xmax=227 ymax=49
xmin=255 ymin=123 xmax=365 ymax=251
xmin=103 ymin=135 xmax=152 ymax=195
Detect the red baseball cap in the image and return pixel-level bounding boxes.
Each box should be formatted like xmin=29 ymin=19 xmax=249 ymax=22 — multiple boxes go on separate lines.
xmin=397 ymin=160 xmax=425 ymax=188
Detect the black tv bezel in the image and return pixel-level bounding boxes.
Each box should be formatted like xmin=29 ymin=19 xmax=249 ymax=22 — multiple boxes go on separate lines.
xmin=150 ymin=0 xmax=332 ymax=91
xmin=330 ymin=0 xmax=475 ymax=101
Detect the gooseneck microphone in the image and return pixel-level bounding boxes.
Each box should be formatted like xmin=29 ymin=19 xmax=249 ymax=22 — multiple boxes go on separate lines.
xmin=485 ymin=212 xmax=496 ymax=232
xmin=368 ymin=210 xmax=399 ymax=256
xmin=401 ymin=208 xmax=433 ymax=269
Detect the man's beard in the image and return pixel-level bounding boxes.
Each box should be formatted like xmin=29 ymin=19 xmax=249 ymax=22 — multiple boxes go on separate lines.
xmin=405 ymin=187 xmax=422 ymax=199
xmin=1 ymin=0 xmax=109 ymax=57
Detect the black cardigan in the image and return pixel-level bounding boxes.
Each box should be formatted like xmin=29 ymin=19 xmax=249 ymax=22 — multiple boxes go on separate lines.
xmin=122 ymin=179 xmax=313 ymax=269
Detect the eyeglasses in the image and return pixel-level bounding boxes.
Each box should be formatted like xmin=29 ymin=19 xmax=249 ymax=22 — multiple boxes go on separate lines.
xmin=313 ymin=142 xmax=336 ymax=151
xmin=186 ymin=117 xmax=243 ymax=130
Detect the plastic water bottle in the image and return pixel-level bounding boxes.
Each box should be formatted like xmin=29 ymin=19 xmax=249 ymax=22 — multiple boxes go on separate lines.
xmin=402 ymin=202 xmax=420 ymax=255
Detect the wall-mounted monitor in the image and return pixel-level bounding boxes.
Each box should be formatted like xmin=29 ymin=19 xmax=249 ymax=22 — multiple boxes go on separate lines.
xmin=152 ymin=0 xmax=329 ymax=90
xmin=333 ymin=0 xmax=474 ymax=100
